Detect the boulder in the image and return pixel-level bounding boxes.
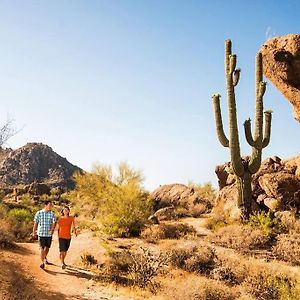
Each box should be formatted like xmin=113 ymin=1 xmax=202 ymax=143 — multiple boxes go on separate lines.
xmin=149 ymin=183 xmax=211 ymax=215
xmin=215 ymin=154 xmax=300 ymax=217
xmin=260 ymin=34 xmax=300 ymax=121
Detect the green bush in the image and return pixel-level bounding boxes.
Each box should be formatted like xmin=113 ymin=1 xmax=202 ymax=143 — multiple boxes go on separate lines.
xmin=70 ymin=162 xmax=153 ymax=237
xmin=248 ymin=211 xmax=287 ymax=236
xmin=244 ymin=271 xmax=298 ymax=300
xmin=7 ymin=208 xmax=33 ymax=241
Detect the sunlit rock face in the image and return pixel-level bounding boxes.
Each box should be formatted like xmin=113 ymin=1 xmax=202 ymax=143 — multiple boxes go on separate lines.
xmin=261 ymin=34 xmax=300 ymax=122
xmin=215 ymin=155 xmax=300 ymax=220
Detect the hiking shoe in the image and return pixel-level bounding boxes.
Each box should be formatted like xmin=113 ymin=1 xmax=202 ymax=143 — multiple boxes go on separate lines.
xmin=61 ymin=264 xmax=66 ymax=269
xmin=45 ymin=258 xmax=51 ymax=265
xmin=40 ymin=263 xmax=45 ymax=269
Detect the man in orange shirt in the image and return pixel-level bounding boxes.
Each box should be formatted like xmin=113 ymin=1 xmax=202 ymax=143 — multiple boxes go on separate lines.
xmin=57 ymin=206 xmax=78 ymax=269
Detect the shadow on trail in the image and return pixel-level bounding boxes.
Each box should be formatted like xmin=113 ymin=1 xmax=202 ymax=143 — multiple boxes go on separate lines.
xmin=0 ymin=259 xmax=72 ymax=300
xmin=43 ymin=264 xmax=98 ymax=280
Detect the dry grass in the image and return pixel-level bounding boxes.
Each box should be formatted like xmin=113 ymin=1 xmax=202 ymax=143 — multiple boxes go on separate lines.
xmin=168 ymin=243 xmax=216 ymax=275
xmin=207 ymin=224 xmax=270 ymax=251
xmin=0 ymin=219 xmax=15 ymax=249
xmin=272 ymin=233 xmax=300 ymax=265
xmin=159 ymin=271 xmax=239 ymax=300
xmin=140 ymin=222 xmax=196 ymax=243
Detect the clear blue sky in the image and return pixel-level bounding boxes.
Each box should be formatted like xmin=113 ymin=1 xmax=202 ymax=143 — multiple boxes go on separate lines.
xmin=0 ymin=0 xmax=299 ymax=191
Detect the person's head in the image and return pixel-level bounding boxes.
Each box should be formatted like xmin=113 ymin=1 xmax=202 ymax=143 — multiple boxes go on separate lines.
xmin=44 ymin=200 xmax=52 ymax=211
xmin=61 ymin=206 xmax=70 ymax=217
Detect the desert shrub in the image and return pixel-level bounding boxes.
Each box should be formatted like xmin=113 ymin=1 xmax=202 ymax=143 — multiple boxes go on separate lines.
xmin=77 ymin=219 xmax=100 ymax=232
xmin=70 ymin=162 xmax=153 ymax=237
xmin=108 ymin=250 xmax=134 ymax=274
xmin=214 ymin=253 xmax=249 ymax=285
xmin=7 ymin=208 xmax=33 ymax=241
xmin=169 ymin=244 xmax=216 ymax=274
xmin=243 ymin=271 xmax=297 ymax=300
xmin=128 ymin=248 xmax=169 ymax=288
xmin=248 ymin=211 xmax=287 ymax=236
xmin=107 ymin=248 xmax=169 ymax=288
xmin=0 ymin=219 xmax=15 ymax=249
xmin=208 ymin=224 xmax=270 ymax=251
xmin=276 ymin=211 xmax=300 ymax=233
xmin=81 ymin=252 xmax=98 ymax=266
xmin=162 ymin=275 xmax=238 ymax=300
xmin=141 ymin=223 xmax=196 ymax=242
xmin=0 ymin=203 xmax=8 ymax=218
xmin=272 ymin=233 xmax=300 ymax=265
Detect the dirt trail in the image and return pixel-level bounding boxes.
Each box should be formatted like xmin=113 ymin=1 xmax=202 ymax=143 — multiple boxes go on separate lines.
xmin=0 ymin=231 xmax=131 ymax=300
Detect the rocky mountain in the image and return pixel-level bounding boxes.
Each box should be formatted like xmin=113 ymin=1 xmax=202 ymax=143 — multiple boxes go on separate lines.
xmin=0 ymin=143 xmax=82 ymax=190
xmin=261 ymin=34 xmax=300 ymax=121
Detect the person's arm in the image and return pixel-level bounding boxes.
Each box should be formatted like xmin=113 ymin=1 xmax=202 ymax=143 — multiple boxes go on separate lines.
xmin=49 ymin=214 xmax=56 ymax=235
xmin=32 ymin=222 xmax=38 ymax=238
xmin=32 ymin=212 xmax=39 ymax=238
xmin=72 ymin=217 xmax=78 ymax=236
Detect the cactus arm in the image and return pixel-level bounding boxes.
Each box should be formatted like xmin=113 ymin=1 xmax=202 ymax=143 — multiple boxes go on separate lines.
xmin=253 ymin=53 xmax=265 ymax=148
xmin=226 ymin=44 xmax=244 ymax=177
xmin=262 ymin=111 xmax=272 ymax=148
xmin=233 ymin=69 xmax=240 ymax=86
xmin=212 ymin=94 xmax=229 ymax=147
xmin=248 ymin=53 xmax=266 ymax=174
xmin=244 ymin=118 xmax=255 ymax=147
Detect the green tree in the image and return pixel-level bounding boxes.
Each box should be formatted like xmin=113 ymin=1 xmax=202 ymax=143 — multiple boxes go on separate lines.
xmin=71 ymin=162 xmax=152 ymax=237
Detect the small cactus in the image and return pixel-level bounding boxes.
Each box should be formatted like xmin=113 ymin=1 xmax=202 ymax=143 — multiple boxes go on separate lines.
xmin=212 ymin=40 xmax=272 ymax=219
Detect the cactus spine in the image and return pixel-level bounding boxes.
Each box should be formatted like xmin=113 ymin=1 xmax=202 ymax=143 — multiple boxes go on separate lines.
xmin=212 ymin=40 xmax=272 ymax=219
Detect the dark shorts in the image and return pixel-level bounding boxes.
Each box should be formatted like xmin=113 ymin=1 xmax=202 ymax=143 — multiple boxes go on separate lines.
xmin=59 ymin=238 xmax=71 ymax=252
xmin=39 ymin=236 xmax=52 ymax=249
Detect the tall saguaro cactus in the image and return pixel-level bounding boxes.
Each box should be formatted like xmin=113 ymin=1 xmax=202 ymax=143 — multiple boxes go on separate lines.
xmin=212 ymin=40 xmax=272 ymax=219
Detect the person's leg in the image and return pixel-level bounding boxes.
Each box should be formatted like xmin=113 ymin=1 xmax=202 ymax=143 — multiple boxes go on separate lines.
xmin=62 ymin=239 xmax=71 ymax=266
xmin=39 ymin=237 xmax=47 ymax=268
xmin=61 ymin=251 xmax=66 ymax=265
xmin=44 ymin=247 xmax=50 ymax=263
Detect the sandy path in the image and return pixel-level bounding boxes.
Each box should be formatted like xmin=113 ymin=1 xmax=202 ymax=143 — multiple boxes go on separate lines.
xmin=0 ymin=231 xmax=114 ymax=300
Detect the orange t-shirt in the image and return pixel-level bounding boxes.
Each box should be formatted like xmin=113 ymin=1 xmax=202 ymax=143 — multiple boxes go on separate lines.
xmin=58 ymin=216 xmax=74 ymax=239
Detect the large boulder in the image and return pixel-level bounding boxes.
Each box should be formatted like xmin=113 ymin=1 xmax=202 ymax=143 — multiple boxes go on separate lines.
xmin=215 ymin=155 xmax=300 ymax=219
xmin=260 ymin=34 xmax=300 ymax=121
xmin=149 ymin=183 xmax=211 ymax=216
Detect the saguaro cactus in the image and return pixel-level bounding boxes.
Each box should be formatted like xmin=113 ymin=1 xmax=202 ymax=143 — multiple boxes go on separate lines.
xmin=212 ymin=40 xmax=272 ymax=219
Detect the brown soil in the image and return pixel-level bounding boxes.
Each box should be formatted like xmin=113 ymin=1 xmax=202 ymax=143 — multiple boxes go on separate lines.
xmin=0 ymin=231 xmax=142 ymax=300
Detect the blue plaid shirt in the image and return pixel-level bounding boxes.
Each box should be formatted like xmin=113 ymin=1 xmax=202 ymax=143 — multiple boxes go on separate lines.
xmin=34 ymin=209 xmax=56 ymax=237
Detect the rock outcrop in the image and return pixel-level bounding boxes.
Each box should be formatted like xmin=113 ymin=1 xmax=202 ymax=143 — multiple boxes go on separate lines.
xmin=215 ymin=155 xmax=300 ymax=219
xmin=261 ymin=34 xmax=300 ymax=121
xmin=149 ymin=183 xmax=212 ymax=217
xmin=0 ymin=143 xmax=81 ymax=190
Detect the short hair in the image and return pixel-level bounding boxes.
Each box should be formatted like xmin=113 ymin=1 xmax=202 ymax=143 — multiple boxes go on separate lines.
xmin=44 ymin=200 xmax=52 ymax=206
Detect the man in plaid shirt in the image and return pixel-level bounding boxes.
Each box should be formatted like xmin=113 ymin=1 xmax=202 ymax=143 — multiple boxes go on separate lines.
xmin=33 ymin=200 xmax=56 ymax=269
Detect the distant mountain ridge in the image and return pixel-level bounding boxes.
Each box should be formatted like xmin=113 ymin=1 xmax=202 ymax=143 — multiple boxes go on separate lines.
xmin=0 ymin=143 xmax=82 ymax=190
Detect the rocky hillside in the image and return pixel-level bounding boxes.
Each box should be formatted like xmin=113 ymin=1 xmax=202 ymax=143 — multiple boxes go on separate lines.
xmin=0 ymin=143 xmax=81 ymax=190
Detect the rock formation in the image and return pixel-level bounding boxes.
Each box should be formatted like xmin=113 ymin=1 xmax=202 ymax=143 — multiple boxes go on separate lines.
xmin=0 ymin=143 xmax=81 ymax=190
xmin=215 ymin=155 xmax=300 ymax=219
xmin=149 ymin=183 xmax=212 ymax=217
xmin=261 ymin=34 xmax=300 ymax=121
